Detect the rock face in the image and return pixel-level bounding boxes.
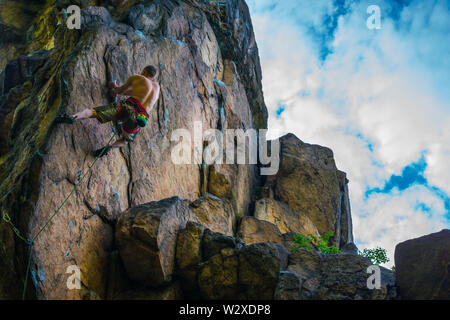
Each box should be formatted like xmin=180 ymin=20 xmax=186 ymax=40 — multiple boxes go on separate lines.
xmin=254 ymin=198 xmax=319 ymax=237
xmin=395 ymin=229 xmax=450 ymax=300
xmin=176 ymin=221 xmax=289 ymax=300
xmin=287 ymin=249 xmax=396 ymax=300
xmin=0 ymin=0 xmax=404 ymax=302
xmin=112 ymin=211 xmax=395 ymax=300
xmin=237 ymin=216 xmax=283 ymax=245
xmin=238 ymin=242 xmax=289 ymax=299
xmin=261 ymin=134 xmax=354 ymax=248
xmin=187 ymin=193 xmax=234 ymax=236
xmin=0 ymin=0 xmax=265 ymax=299
xmin=115 ymin=197 xmax=198 ymax=287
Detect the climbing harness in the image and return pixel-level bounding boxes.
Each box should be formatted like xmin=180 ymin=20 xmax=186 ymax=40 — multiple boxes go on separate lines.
xmin=1 ymin=133 xmax=116 ymax=300
xmin=116 ymin=97 xmax=150 ymax=134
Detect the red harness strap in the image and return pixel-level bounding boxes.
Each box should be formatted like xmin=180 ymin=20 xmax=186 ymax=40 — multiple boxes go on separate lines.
xmin=116 ymin=97 xmax=149 ymax=134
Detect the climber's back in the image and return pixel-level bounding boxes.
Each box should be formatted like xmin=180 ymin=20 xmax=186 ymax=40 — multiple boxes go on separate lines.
xmin=138 ymin=75 xmax=160 ymax=113
xmin=116 ymin=65 xmax=160 ymax=113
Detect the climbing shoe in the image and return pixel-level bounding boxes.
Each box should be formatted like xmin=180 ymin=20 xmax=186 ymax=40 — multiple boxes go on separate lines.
xmin=92 ymin=145 xmax=111 ymax=158
xmin=55 ymin=114 xmax=76 ymax=124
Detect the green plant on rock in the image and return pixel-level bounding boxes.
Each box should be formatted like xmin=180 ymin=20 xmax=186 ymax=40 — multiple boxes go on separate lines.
xmin=358 ymin=247 xmax=390 ymax=265
xmin=290 ymin=232 xmax=340 ymax=254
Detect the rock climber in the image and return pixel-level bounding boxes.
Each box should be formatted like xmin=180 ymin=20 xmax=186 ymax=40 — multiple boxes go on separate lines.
xmin=56 ymin=65 xmax=160 ymax=157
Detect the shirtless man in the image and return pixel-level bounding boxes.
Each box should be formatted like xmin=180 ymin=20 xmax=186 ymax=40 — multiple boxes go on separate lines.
xmin=56 ymin=65 xmax=160 ymax=157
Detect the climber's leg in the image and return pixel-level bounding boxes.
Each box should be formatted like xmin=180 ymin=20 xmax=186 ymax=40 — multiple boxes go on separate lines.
xmin=71 ymin=108 xmax=97 ymax=120
xmin=110 ymin=137 xmax=128 ymax=149
xmin=92 ymin=137 xmax=128 ymax=158
xmin=92 ymin=145 xmax=111 ymax=158
xmin=56 ymin=109 xmax=95 ymax=124
xmin=92 ymin=103 xmax=117 ymax=123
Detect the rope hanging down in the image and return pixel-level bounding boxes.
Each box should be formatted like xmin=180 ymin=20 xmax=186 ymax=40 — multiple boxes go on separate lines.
xmin=1 ymin=133 xmax=116 ymax=300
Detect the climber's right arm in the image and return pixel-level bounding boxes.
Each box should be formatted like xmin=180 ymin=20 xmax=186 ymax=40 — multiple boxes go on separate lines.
xmin=113 ymin=76 xmax=138 ymax=96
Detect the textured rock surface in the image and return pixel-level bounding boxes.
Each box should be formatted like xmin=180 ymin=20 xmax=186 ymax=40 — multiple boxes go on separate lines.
xmin=0 ymin=0 xmax=420 ymax=302
xmin=115 ymin=197 xmax=198 ymax=287
xmin=198 ymin=247 xmax=240 ymax=299
xmin=176 ymin=224 xmax=289 ymax=300
xmin=395 ymin=229 xmax=450 ymax=300
xmin=254 ymin=198 xmax=319 ymax=237
xmin=187 ymin=193 xmax=234 ymax=236
xmin=0 ymin=0 xmax=265 ymax=299
xmin=172 ymin=220 xmax=394 ymax=300
xmin=238 ymin=242 xmax=289 ymax=299
xmin=287 ymin=249 xmax=396 ymax=300
xmin=0 ymin=0 xmax=58 ymax=70
xmin=175 ymin=221 xmax=205 ymax=296
xmin=237 ymin=216 xmax=283 ymax=245
xmin=274 ymin=271 xmax=301 ymax=300
xmin=261 ymin=133 xmax=354 ymax=248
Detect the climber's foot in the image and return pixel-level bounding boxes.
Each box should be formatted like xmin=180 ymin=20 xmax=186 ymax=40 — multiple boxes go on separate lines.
xmin=54 ymin=114 xmax=75 ymax=124
xmin=92 ymin=146 xmax=111 ymax=158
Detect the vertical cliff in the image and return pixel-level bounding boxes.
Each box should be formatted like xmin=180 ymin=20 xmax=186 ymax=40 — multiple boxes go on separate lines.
xmin=0 ymin=0 xmax=267 ymax=300
xmin=0 ymin=0 xmax=365 ymax=300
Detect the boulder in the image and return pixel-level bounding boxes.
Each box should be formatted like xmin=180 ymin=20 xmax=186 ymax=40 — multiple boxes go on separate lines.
xmin=238 ymin=242 xmax=289 ymax=299
xmin=262 ymin=134 xmax=354 ymax=248
xmin=188 ymin=193 xmax=235 ymax=236
xmin=274 ymin=271 xmax=302 ymax=300
xmin=287 ymin=248 xmax=396 ymax=300
xmin=175 ymin=222 xmax=205 ymax=295
xmin=237 ymin=216 xmax=283 ymax=245
xmin=287 ymin=248 xmax=322 ymax=299
xmin=176 ymin=224 xmax=295 ymax=300
xmin=176 ymin=222 xmax=205 ymax=271
xmin=254 ymin=198 xmax=319 ymax=237
xmin=395 ymin=229 xmax=450 ymax=300
xmin=198 ymin=247 xmax=240 ymax=300
xmin=202 ymin=228 xmax=237 ymax=261
xmin=318 ymin=254 xmax=395 ymax=300
xmin=115 ymin=197 xmax=198 ymax=287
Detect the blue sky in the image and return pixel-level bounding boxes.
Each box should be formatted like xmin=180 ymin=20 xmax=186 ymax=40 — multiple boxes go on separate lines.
xmin=247 ymin=0 xmax=450 ymax=266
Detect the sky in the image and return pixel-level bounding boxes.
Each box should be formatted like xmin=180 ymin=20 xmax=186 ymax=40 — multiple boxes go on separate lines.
xmin=247 ymin=0 xmax=450 ymax=267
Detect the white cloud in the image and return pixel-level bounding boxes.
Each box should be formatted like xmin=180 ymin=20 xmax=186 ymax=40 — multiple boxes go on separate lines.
xmin=248 ymin=0 xmax=450 ymax=265
xmin=354 ymin=185 xmax=448 ymax=267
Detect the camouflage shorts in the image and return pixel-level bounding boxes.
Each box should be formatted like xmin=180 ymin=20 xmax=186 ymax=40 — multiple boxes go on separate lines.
xmin=94 ymin=103 xmax=137 ymax=142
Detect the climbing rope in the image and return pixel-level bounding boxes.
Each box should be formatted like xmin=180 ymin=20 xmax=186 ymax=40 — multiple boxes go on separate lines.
xmin=1 ymin=21 xmax=120 ymax=299
xmin=2 ymin=211 xmax=30 ymax=244
xmin=1 ymin=133 xmax=116 ymax=300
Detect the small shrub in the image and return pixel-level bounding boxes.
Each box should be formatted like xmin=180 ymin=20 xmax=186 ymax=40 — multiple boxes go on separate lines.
xmin=290 ymin=232 xmax=340 ymax=254
xmin=358 ymin=247 xmax=389 ymax=265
